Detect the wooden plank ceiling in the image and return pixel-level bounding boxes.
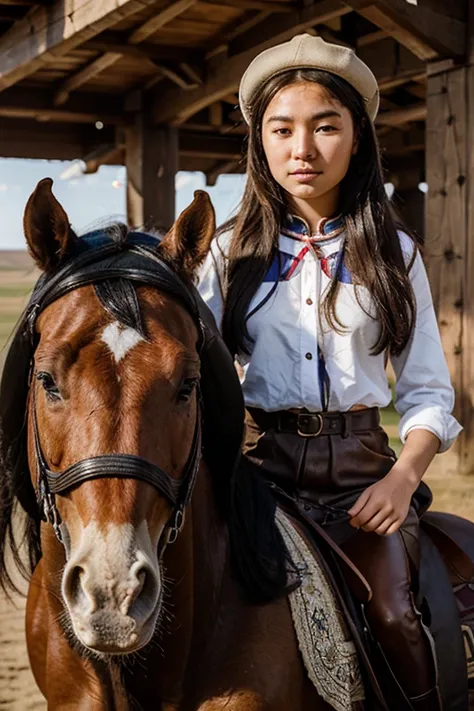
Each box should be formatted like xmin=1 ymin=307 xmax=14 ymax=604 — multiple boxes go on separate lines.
xmin=0 ymin=0 xmax=468 ymax=186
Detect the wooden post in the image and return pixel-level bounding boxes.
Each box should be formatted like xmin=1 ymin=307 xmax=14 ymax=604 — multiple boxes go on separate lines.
xmin=424 ymin=33 xmax=474 ymax=474
xmin=125 ymin=114 xmax=178 ymax=231
xmin=465 ymin=0 xmax=474 ymax=477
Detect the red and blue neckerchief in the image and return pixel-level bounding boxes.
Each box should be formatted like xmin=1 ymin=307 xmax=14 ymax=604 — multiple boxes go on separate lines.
xmin=263 ymin=214 xmax=352 ymax=284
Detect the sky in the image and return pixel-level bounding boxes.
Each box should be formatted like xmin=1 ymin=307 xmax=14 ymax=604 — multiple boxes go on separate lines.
xmin=0 ymin=158 xmax=247 ymax=250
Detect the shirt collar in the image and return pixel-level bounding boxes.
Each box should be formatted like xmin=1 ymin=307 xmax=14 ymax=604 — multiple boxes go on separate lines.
xmin=281 ymin=213 xmax=345 ymax=241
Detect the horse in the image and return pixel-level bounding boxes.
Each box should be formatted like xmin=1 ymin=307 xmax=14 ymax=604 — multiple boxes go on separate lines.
xmin=0 ymin=178 xmax=332 ymax=710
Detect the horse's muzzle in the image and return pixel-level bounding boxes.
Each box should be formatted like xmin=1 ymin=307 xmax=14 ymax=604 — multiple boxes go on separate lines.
xmin=61 ymin=519 xmax=162 ymax=654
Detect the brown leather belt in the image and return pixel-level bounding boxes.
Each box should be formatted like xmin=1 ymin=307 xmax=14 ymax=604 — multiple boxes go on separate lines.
xmin=246 ymin=406 xmax=380 ymax=438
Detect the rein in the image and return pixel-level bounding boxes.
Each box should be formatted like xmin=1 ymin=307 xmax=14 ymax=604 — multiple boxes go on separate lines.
xmin=26 ymin=237 xmax=205 ymax=553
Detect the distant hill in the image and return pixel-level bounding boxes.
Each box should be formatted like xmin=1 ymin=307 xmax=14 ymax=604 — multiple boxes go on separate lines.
xmin=0 ymin=250 xmax=35 ymax=271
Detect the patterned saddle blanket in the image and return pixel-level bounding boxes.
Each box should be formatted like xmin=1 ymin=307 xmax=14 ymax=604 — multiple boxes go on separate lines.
xmin=275 ymin=508 xmax=365 ymax=711
xmin=276 ymin=506 xmax=474 ymax=711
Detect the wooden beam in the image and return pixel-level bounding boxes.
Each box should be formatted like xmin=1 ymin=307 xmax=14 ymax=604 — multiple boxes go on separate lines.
xmin=0 ymin=105 xmax=125 ymax=124
xmin=0 ymin=86 xmax=126 ymax=124
xmin=345 ymin=0 xmax=466 ymax=60
xmin=0 ymin=0 xmax=39 ymax=5
xmin=405 ymin=82 xmax=426 ymax=99
xmin=0 ymin=117 xmax=115 ymax=160
xmin=54 ymin=52 xmax=123 ymax=106
xmin=378 ymin=70 xmax=425 ymax=91
xmin=204 ymin=0 xmax=293 ymax=11
xmin=357 ymin=37 xmax=425 ymax=89
xmin=229 ymin=0 xmax=351 ymax=55
xmin=376 ymin=102 xmax=426 ymax=125
xmin=357 ymin=29 xmax=388 ymax=46
xmin=125 ymin=116 xmax=178 ymax=231
xmin=128 ymin=0 xmax=197 ymax=45
xmin=209 ymin=102 xmax=223 ymax=126
xmin=84 ymin=32 xmax=197 ymax=62
xmin=179 ymin=132 xmax=243 ymax=160
xmin=0 ymin=0 xmax=159 ymax=92
xmin=153 ymin=0 xmax=351 ymax=124
xmin=405 ymin=0 xmax=467 ymax=23
xmin=156 ymin=64 xmax=198 ymax=89
xmin=83 ymin=143 xmax=125 ymax=173
xmin=179 ymin=62 xmax=203 ymax=86
xmin=179 ymin=121 xmax=247 ymax=135
xmin=206 ymin=9 xmax=271 ymax=50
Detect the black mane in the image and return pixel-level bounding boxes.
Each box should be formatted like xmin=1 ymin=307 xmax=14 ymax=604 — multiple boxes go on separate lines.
xmin=0 ymin=225 xmax=289 ymax=603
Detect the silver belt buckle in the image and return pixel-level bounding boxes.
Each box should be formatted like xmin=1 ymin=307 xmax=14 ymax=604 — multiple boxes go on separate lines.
xmin=296 ymin=412 xmax=324 ymax=437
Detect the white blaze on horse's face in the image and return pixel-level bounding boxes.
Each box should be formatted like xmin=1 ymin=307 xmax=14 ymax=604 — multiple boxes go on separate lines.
xmin=61 ymin=519 xmax=162 ymax=653
xmin=101 ymin=321 xmax=145 ymax=363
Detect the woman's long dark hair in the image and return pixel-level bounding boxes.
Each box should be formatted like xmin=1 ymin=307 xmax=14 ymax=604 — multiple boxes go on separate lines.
xmin=220 ymin=69 xmax=417 ymax=358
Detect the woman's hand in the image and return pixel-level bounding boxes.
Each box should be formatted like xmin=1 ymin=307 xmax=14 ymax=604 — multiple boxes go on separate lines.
xmin=348 ymin=428 xmax=441 ymax=536
xmin=347 ymin=463 xmax=419 ymax=536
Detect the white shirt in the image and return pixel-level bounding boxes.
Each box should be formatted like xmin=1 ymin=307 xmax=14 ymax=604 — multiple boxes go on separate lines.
xmin=197 ymin=214 xmax=462 ymax=453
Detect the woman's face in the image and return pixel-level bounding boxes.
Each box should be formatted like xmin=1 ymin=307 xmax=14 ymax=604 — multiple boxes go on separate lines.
xmin=261 ymin=81 xmax=357 ymax=213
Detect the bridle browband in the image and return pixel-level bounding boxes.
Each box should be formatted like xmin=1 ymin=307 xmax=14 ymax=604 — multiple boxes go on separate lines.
xmin=26 ymin=236 xmax=205 ymax=553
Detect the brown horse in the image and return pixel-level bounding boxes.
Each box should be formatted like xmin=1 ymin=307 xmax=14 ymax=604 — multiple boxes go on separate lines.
xmin=0 ymin=179 xmax=331 ymax=711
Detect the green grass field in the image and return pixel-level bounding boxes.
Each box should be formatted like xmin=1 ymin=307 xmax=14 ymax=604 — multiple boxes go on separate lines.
xmin=0 ymin=285 xmax=35 ymax=299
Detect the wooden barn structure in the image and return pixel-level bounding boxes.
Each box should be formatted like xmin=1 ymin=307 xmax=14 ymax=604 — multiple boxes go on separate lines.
xmin=0 ymin=0 xmax=472 ymax=474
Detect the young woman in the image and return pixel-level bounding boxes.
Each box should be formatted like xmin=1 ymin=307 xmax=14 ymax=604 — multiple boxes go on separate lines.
xmin=197 ymin=34 xmax=462 ymax=710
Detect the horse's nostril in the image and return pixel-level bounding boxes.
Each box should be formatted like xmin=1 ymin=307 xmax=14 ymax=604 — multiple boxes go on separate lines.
xmin=127 ymin=564 xmax=159 ymax=617
xmin=65 ymin=565 xmax=85 ymax=607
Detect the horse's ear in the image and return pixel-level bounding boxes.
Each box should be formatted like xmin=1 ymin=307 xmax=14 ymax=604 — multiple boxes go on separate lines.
xmin=23 ymin=178 xmax=75 ymax=272
xmin=160 ymin=190 xmax=215 ymax=277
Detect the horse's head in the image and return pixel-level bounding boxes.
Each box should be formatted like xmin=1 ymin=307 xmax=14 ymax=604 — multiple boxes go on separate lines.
xmin=20 ymin=178 xmax=215 ymax=654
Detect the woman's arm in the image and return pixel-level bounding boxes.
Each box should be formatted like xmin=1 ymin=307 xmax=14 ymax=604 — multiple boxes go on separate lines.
xmin=348 ymin=429 xmax=440 ymax=535
xmin=390 ymin=240 xmax=462 ymax=453
xmin=349 ymin=237 xmax=461 ymax=535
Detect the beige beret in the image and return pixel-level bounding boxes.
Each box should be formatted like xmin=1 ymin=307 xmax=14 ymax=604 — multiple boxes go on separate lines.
xmin=239 ymin=34 xmax=379 ymax=124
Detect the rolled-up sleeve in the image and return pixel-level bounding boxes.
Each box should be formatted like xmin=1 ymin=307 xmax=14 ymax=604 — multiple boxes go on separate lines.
xmin=195 ymin=235 xmax=229 ymax=332
xmin=390 ymin=240 xmax=462 ymax=453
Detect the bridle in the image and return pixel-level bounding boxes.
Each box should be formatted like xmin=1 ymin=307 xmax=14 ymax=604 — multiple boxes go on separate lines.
xmin=25 ymin=235 xmax=206 ymax=554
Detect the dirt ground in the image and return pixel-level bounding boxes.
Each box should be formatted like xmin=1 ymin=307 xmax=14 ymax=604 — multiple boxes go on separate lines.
xmin=0 ymin=580 xmax=45 ymax=710
xmin=0 ymin=252 xmax=473 ymax=709
xmin=0 ymin=256 xmax=47 ymax=709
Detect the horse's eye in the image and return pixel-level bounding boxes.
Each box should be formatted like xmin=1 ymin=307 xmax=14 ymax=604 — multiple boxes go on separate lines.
xmin=36 ymin=371 xmax=61 ymax=402
xmin=177 ymin=377 xmax=198 ymax=403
